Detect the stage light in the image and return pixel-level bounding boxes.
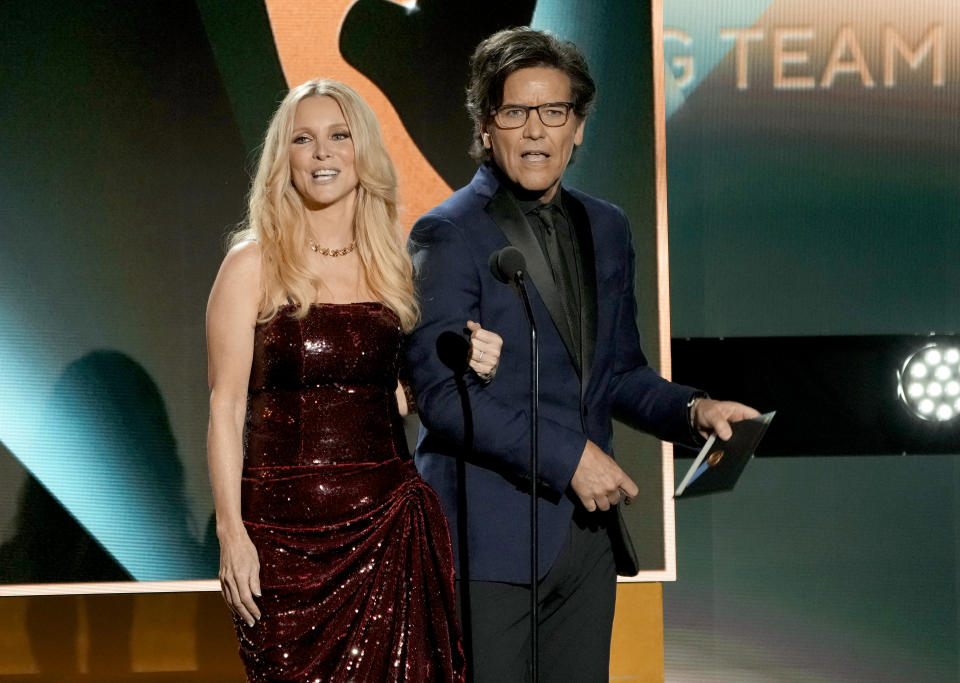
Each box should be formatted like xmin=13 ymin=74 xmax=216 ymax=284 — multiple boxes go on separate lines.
xmin=673 ymin=334 xmax=960 ymax=455
xmin=899 ymin=343 xmax=960 ymax=422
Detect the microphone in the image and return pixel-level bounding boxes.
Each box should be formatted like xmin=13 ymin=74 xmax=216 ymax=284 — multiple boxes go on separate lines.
xmin=489 ymin=246 xmax=527 ymax=285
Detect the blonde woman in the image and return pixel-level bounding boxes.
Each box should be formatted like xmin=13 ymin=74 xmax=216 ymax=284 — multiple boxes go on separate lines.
xmin=206 ymin=80 xmax=499 ymax=681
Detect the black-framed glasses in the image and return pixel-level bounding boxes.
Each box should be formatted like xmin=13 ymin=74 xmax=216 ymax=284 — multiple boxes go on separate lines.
xmin=491 ymin=102 xmax=574 ymax=129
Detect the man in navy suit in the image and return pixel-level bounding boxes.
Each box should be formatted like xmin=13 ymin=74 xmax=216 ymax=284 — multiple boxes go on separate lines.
xmin=406 ymin=28 xmax=757 ymax=682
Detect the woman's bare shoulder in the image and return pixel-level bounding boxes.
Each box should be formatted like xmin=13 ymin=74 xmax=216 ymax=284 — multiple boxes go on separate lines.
xmin=224 ymin=239 xmax=261 ymax=269
xmin=210 ymin=240 xmax=262 ymax=312
xmin=219 ymin=240 xmax=262 ymax=285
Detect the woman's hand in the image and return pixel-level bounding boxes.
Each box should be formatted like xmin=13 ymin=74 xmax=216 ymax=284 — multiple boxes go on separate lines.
xmin=466 ymin=320 xmax=503 ymax=382
xmin=218 ymin=527 xmax=262 ymax=627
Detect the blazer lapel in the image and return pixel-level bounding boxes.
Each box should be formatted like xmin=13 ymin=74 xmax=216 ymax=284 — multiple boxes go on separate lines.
xmin=562 ymin=192 xmax=597 ymax=396
xmin=485 ymin=185 xmax=578 ymax=367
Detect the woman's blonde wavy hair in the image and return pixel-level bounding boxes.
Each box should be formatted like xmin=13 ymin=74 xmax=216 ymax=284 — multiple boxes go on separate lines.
xmin=231 ymin=79 xmax=418 ymax=332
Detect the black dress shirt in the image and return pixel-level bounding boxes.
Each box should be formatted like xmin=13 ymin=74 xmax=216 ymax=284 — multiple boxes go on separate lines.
xmin=516 ymin=189 xmax=584 ymax=372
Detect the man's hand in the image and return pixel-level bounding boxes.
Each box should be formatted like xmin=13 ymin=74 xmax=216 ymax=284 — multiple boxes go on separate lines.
xmin=570 ymin=440 xmax=639 ymax=512
xmin=690 ymin=398 xmax=761 ymax=440
xmin=466 ymin=320 xmax=502 ymax=381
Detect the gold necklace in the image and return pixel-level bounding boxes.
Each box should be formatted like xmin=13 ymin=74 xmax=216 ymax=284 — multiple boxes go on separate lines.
xmin=309 ymin=239 xmax=356 ymax=257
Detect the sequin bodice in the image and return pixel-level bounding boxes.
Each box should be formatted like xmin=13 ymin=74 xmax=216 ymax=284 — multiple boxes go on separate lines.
xmin=249 ymin=302 xmax=401 ymax=392
xmin=244 ymin=302 xmax=408 ymax=470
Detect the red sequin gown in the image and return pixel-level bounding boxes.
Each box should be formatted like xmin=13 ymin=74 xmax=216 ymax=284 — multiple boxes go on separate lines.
xmin=237 ymin=302 xmax=463 ymax=682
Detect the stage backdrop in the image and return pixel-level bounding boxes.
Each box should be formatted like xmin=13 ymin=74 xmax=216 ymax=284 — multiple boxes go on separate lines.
xmin=1 ymin=1 xmax=958 ymax=681
xmin=0 ymin=0 xmax=677 ymax=592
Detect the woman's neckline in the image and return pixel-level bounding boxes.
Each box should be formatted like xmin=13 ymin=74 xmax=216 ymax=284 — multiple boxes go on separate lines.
xmin=308 ymin=301 xmax=382 ymax=307
xmin=258 ymin=301 xmax=392 ymax=327
xmin=278 ymin=300 xmax=384 ymax=309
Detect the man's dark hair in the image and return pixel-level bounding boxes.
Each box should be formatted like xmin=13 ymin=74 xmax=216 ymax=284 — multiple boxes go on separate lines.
xmin=465 ymin=27 xmax=597 ymax=164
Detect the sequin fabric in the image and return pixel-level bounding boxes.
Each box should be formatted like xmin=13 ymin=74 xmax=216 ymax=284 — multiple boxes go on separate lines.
xmin=238 ymin=302 xmax=463 ymax=682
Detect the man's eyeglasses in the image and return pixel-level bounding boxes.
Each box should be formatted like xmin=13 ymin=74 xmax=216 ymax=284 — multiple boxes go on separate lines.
xmin=491 ymin=102 xmax=574 ymax=129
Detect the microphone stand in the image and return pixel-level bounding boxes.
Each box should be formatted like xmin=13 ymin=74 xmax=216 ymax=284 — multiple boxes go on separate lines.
xmin=514 ymin=270 xmax=539 ymax=682
xmin=491 ymin=247 xmax=540 ymax=680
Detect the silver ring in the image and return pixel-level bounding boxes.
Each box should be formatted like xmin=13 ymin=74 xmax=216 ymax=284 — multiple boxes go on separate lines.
xmin=477 ymin=350 xmax=484 ymax=361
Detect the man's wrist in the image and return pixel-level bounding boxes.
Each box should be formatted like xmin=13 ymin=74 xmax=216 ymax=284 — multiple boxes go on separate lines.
xmin=687 ymin=391 xmax=709 ymax=431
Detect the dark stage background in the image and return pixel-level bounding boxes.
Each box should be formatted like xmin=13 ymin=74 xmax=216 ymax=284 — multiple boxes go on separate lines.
xmin=0 ymin=1 xmax=958 ymax=680
xmin=662 ymin=1 xmax=959 ymax=681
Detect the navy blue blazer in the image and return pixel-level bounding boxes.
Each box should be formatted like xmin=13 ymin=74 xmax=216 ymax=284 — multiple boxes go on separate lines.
xmin=406 ymin=165 xmax=700 ymax=584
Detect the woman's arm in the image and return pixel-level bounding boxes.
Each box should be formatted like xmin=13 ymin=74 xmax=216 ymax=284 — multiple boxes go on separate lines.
xmin=395 ymin=382 xmax=412 ymax=417
xmin=206 ymin=241 xmax=262 ymax=627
